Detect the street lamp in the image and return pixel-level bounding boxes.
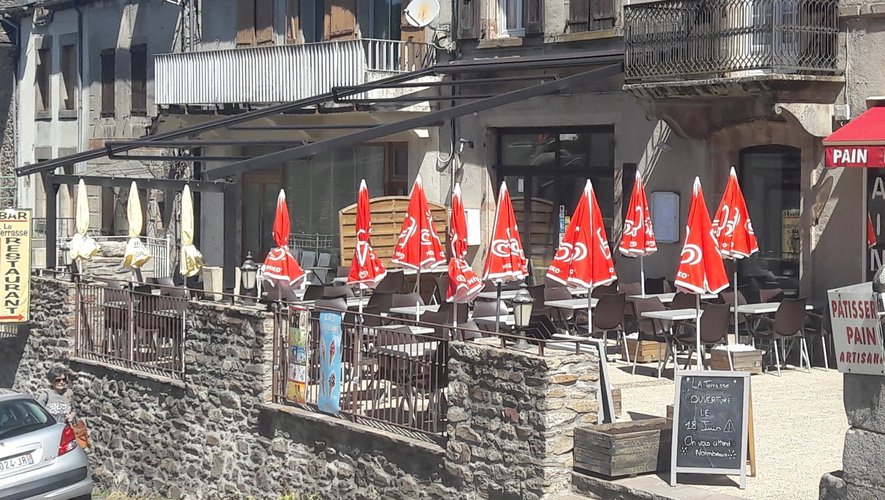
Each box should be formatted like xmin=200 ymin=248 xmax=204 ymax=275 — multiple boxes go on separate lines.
xmin=240 ymin=251 xmax=258 ymax=305
xmin=511 ymin=285 xmax=535 ymax=347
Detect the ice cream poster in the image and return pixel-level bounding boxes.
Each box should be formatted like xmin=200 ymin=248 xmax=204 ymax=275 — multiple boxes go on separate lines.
xmin=318 ymin=311 xmax=343 ymax=416
xmin=286 ymin=307 xmax=309 ymax=404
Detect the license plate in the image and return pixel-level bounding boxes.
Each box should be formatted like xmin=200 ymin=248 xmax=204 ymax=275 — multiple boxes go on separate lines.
xmin=0 ymin=453 xmax=34 ymax=472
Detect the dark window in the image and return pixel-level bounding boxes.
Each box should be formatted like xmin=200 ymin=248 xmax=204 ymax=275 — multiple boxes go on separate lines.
xmin=568 ymin=0 xmax=616 ymax=33
xmin=386 ymin=143 xmax=409 ymax=196
xmin=35 ymin=47 xmax=51 ymax=114
xmin=237 ymin=0 xmax=275 ymax=46
xmin=497 ymin=127 xmax=616 ymax=281
xmin=60 ymin=44 xmax=77 ymax=111
xmin=101 ymin=49 xmax=115 ymax=117
xmin=130 ymin=44 xmax=147 ymax=116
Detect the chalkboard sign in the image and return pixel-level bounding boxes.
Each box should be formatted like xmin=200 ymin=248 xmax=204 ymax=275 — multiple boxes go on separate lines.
xmin=670 ymin=370 xmax=751 ymax=489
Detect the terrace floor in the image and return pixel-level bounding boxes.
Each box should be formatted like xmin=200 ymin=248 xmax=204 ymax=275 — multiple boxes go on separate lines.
xmin=607 ymin=352 xmax=845 ymax=500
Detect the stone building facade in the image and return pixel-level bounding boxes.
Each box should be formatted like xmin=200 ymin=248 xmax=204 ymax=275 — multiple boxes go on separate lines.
xmin=0 ymin=2 xmax=15 ymax=209
xmin=9 ymin=276 xmax=601 ymax=499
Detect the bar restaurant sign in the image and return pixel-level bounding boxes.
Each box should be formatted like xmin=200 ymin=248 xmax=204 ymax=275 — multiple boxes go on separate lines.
xmin=828 ymin=283 xmax=885 ymax=375
xmin=0 ymin=209 xmax=31 ymax=324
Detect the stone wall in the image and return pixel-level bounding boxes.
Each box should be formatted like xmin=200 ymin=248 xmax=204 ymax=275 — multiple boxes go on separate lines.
xmin=446 ymin=340 xmax=600 ymax=499
xmin=821 ymin=374 xmax=885 ymax=499
xmin=0 ymin=36 xmax=15 ymax=209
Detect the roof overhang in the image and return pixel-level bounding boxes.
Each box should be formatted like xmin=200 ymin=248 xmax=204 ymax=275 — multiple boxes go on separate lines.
xmin=824 ymin=106 xmax=885 ymax=168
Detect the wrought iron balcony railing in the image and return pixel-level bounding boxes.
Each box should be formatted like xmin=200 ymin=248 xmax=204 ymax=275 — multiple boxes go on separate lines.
xmin=155 ymin=39 xmax=436 ymax=106
xmin=624 ymin=0 xmax=839 ymax=82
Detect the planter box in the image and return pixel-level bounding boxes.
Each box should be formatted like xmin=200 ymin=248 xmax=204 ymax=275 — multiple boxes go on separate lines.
xmin=621 ymin=339 xmax=666 ymax=363
xmin=711 ymin=348 xmax=763 ymax=374
xmin=574 ymin=418 xmax=672 ymax=478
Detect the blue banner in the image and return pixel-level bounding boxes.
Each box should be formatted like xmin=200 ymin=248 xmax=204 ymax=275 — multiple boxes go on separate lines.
xmin=318 ymin=311 xmax=343 ymax=416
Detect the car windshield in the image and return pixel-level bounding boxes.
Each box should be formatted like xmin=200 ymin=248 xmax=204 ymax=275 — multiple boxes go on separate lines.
xmin=0 ymin=399 xmax=54 ymax=439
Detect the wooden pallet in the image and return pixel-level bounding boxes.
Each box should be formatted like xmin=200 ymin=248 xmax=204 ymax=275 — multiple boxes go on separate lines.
xmin=574 ymin=418 xmax=672 ymax=478
xmin=621 ymin=339 xmax=667 ymax=363
xmin=711 ymin=348 xmax=763 ymax=374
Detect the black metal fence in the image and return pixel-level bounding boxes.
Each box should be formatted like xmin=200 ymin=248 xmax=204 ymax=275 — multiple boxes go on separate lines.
xmin=75 ymin=282 xmax=187 ymax=380
xmin=624 ymin=0 xmax=839 ymax=81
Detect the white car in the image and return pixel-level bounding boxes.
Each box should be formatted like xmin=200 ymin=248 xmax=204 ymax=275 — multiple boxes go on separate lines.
xmin=0 ymin=389 xmax=93 ymax=499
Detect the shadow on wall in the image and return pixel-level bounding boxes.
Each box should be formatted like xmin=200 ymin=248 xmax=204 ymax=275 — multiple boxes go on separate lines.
xmin=0 ymin=325 xmax=30 ymax=388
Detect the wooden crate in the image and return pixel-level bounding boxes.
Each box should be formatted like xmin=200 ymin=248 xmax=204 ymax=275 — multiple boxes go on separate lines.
xmin=711 ymin=348 xmax=763 ymax=374
xmin=574 ymin=418 xmax=672 ymax=478
xmin=621 ymin=339 xmax=666 ymax=363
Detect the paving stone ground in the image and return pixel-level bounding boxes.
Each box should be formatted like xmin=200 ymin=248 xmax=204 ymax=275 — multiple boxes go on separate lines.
xmin=607 ymin=353 xmax=846 ymax=500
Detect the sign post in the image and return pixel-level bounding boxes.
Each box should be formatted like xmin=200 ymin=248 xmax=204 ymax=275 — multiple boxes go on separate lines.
xmin=0 ymin=209 xmax=31 ymax=324
xmin=671 ymin=370 xmax=752 ymax=489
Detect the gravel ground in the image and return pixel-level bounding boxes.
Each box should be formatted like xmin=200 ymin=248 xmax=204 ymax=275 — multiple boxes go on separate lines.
xmin=607 ymin=354 xmax=846 ymax=500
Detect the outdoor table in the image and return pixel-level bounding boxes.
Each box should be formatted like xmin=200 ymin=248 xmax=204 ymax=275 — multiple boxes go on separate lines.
xmin=476 ymin=289 xmax=520 ymax=301
xmin=375 ymin=324 xmax=435 ymax=336
xmin=627 ymin=292 xmax=717 ymax=303
xmin=731 ymin=302 xmax=814 ymax=314
xmin=641 ymin=308 xmax=701 ymax=322
xmin=331 ymin=277 xmax=348 ymax=285
xmin=294 ymin=296 xmax=368 ymax=308
xmin=388 ymin=304 xmax=441 ymax=318
xmin=545 ymin=298 xmax=599 ymax=310
xmin=474 ymin=315 xmax=515 ymax=327
xmin=372 ymin=340 xmax=439 ymax=358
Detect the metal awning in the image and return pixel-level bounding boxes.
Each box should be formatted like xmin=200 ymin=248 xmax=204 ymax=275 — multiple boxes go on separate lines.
xmin=21 ymin=50 xmax=624 ymax=283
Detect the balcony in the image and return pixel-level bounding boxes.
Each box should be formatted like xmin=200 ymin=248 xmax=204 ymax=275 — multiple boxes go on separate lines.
xmin=154 ymin=39 xmax=436 ymax=106
xmin=623 ymin=0 xmax=839 ymax=83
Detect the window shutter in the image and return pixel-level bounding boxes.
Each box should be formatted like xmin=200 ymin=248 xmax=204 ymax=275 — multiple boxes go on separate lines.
xmin=255 ymin=0 xmax=275 ymax=44
xmin=590 ymin=0 xmax=617 ymax=30
xmin=524 ymin=0 xmax=543 ymax=34
xmin=325 ymin=0 xmax=356 ymax=40
xmin=457 ymin=0 xmax=481 ymax=39
xmin=100 ymin=49 xmax=115 ymax=116
xmin=568 ymin=0 xmax=590 ymax=33
xmin=236 ymin=0 xmax=256 ymax=45
xmin=286 ymin=0 xmax=301 ymax=44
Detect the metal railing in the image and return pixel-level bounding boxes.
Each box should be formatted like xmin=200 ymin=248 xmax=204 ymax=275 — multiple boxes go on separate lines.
xmin=624 ymin=0 xmax=839 ymax=81
xmin=75 ymin=281 xmax=187 ymax=380
xmin=155 ymin=39 xmax=436 ymax=105
xmin=289 ymin=232 xmax=335 ymax=250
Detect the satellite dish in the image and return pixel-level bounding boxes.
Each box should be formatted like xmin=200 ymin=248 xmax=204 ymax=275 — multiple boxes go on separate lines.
xmin=404 ymin=0 xmax=440 ymax=28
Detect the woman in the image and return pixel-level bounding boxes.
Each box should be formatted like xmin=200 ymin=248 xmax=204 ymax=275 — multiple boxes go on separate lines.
xmin=38 ymin=367 xmax=76 ymax=424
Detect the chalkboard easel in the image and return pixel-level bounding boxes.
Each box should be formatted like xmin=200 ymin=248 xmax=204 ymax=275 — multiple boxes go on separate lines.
xmin=670 ymin=370 xmax=752 ymax=489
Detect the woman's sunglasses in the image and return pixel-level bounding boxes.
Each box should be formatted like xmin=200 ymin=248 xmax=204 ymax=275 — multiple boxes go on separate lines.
xmin=53 ymin=378 xmax=66 ymax=383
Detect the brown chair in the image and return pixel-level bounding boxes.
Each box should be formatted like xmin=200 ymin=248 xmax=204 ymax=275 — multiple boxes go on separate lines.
xmin=721 ymin=289 xmax=749 ymax=341
xmin=751 ymin=297 xmax=809 ymax=376
xmin=322 ymin=285 xmax=354 ymax=299
xmin=644 ymin=277 xmax=668 ymax=295
xmin=545 ymin=286 xmax=575 ymax=331
xmin=302 ymin=284 xmax=325 ymax=301
xmin=805 ymin=307 xmax=832 ymax=370
xmin=525 ymin=284 xmax=548 ymax=317
xmin=618 ymin=282 xmax=642 ymax=296
xmin=375 ymin=271 xmax=406 ymax=294
xmin=580 ymin=293 xmax=626 ymax=362
xmin=433 ymin=275 xmax=449 ymax=304
xmin=630 ymin=297 xmax=671 ymax=377
xmin=392 ymin=293 xmax=424 ymax=309
xmin=672 ymin=302 xmax=732 ymax=370
xmin=591 ymin=283 xmax=618 ymax=299
xmin=473 ymin=300 xmax=511 ymax=333
xmin=669 ymin=291 xmax=696 ymax=310
xmin=759 ymin=287 xmax=785 ymax=303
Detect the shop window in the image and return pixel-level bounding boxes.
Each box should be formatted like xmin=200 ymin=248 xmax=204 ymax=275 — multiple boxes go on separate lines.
xmin=100 ymin=49 xmax=115 ymax=117
xmin=567 ymin=0 xmax=617 ymax=33
xmin=237 ymin=0 xmax=275 ymax=46
xmin=35 ymin=47 xmax=51 ymax=118
xmin=60 ymin=44 xmax=77 ymax=113
xmin=130 ymin=44 xmax=147 ymax=116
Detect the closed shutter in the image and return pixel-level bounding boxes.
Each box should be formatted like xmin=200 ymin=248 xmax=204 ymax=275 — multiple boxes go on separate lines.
xmin=286 ymin=0 xmax=301 ymax=44
xmin=525 ymin=0 xmax=543 ymax=34
xmin=236 ymin=1 xmax=256 ymax=45
xmin=457 ymin=0 xmax=481 ymax=39
xmin=325 ymin=0 xmax=356 ymax=40
xmin=255 ymin=0 xmax=275 ymax=44
xmin=100 ymin=49 xmax=115 ymax=116
xmin=568 ymin=0 xmax=590 ymax=33
xmin=590 ymin=0 xmax=617 ymax=30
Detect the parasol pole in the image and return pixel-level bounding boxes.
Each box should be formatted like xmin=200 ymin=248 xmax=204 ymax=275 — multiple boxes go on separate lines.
xmin=587 ymin=285 xmax=594 ymax=334
xmin=695 ymin=294 xmax=703 ymax=370
xmin=494 ymin=281 xmax=502 ymax=333
xmin=640 ymin=256 xmax=646 ymax=296
xmin=416 ymin=268 xmax=421 ymax=321
xmin=733 ymin=267 xmax=739 ymax=345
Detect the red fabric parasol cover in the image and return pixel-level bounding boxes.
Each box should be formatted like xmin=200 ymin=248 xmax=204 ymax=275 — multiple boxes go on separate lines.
xmin=619 ymin=171 xmax=657 ymax=257
xmin=547 ymin=179 xmax=617 ymax=288
xmin=391 ymin=175 xmax=446 ymax=270
xmin=713 ymin=167 xmax=759 ymax=259
xmin=483 ymin=182 xmax=528 ymax=283
xmin=446 ymin=183 xmax=482 ymax=303
xmin=347 ymin=179 xmax=387 ymax=288
xmin=869 ymin=213 xmax=878 ymax=249
xmin=675 ymin=178 xmax=729 ymax=294
xmin=263 ymin=189 xmax=306 ymax=286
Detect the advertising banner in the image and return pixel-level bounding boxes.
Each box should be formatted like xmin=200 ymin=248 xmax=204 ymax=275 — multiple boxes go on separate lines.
xmin=317 ymin=311 xmax=343 ymax=416
xmin=286 ymin=307 xmax=309 ymax=404
xmin=0 ymin=209 xmax=31 ymax=323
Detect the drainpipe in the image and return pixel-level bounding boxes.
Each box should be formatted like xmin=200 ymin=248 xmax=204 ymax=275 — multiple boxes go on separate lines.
xmin=68 ymin=0 xmax=85 ymax=168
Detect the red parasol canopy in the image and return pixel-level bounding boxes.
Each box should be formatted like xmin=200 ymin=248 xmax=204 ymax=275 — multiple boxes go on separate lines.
xmin=713 ymin=167 xmax=759 ymax=259
xmin=447 ymin=183 xmax=482 ymax=303
xmin=263 ymin=189 xmax=306 ymax=287
xmin=483 ymin=182 xmax=528 ymax=283
xmin=348 ymin=179 xmax=387 ymax=288
xmin=869 ymin=213 xmax=877 ymax=249
xmin=547 ymin=179 xmax=617 ymax=288
xmin=391 ymin=175 xmax=446 ymax=270
xmin=619 ymin=171 xmax=657 ymax=257
xmin=675 ymin=178 xmax=729 ymax=294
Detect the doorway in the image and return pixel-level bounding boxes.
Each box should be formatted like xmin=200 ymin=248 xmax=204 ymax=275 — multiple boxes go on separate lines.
xmin=242 ymin=172 xmax=281 ymax=260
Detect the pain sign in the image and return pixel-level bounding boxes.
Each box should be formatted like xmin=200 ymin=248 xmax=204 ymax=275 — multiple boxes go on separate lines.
xmin=828 ymin=284 xmax=885 ymax=375
xmin=825 ymin=146 xmax=885 ymax=168
xmin=0 ymin=210 xmax=31 ymax=324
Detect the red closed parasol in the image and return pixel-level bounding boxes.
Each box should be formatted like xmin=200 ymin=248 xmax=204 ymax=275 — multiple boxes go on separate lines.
xmin=391 ymin=174 xmax=446 ymax=270
xmin=262 ymin=189 xmax=306 ymax=287
xmin=347 ymin=179 xmax=387 ymax=289
xmin=446 ymin=183 xmax=482 ymax=305
xmin=547 ymin=179 xmax=616 ymax=331
xmin=676 ymin=178 xmax=729 ymax=369
xmin=619 ymin=171 xmax=657 ymax=295
xmin=483 ymin=182 xmax=528 ymax=332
